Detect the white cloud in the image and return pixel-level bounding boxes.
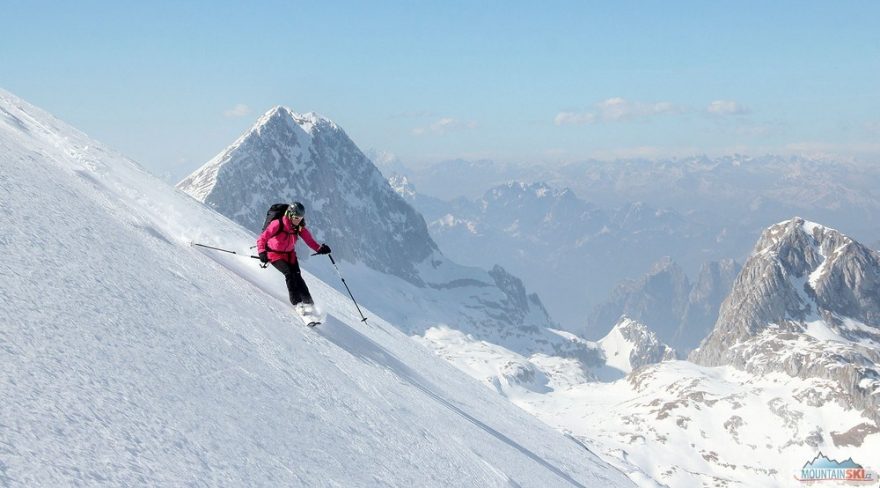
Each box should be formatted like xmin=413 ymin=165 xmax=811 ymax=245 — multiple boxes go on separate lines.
xmin=588 ymin=145 xmax=702 ymax=160
xmin=224 ymin=104 xmax=252 ymax=118
xmin=783 ymin=141 xmax=880 ymax=160
xmin=412 ymin=117 xmax=477 ymax=136
xmin=554 ymin=97 xmax=682 ymax=126
xmin=554 ymin=112 xmax=596 ymax=126
xmin=390 ymin=110 xmax=437 ymax=119
xmin=707 ymin=100 xmax=750 ymax=116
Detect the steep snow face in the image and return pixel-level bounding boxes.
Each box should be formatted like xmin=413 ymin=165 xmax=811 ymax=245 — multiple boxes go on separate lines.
xmin=179 ymin=106 xmax=437 ymax=284
xmin=691 ymin=217 xmax=880 ymax=422
xmin=0 ymin=89 xmax=633 ymax=487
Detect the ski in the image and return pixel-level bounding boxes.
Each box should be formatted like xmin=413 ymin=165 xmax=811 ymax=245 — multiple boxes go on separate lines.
xmin=294 ymin=303 xmax=324 ymax=328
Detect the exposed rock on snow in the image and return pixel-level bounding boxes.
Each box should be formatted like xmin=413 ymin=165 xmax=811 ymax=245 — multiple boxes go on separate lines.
xmin=598 ymin=316 xmax=676 ymax=374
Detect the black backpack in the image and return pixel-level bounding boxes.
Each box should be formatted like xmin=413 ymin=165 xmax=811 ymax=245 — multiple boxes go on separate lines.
xmin=262 ymin=203 xmax=304 ymax=236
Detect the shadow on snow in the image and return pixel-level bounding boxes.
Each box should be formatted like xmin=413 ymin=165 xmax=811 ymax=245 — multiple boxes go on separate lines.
xmin=317 ymin=316 xmax=599 ymax=488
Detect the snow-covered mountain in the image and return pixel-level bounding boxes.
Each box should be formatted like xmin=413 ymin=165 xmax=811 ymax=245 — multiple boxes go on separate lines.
xmin=178 ymin=107 xmax=602 ymax=384
xmin=691 ymin=218 xmax=880 ymax=421
xmin=489 ymin=218 xmax=880 ymax=487
xmin=11 ymin=87 xmax=878 ymax=487
xmin=0 ymin=88 xmax=633 ymax=486
xmin=597 ymin=317 xmax=676 ymax=376
xmin=179 ymin=107 xmax=436 ymax=283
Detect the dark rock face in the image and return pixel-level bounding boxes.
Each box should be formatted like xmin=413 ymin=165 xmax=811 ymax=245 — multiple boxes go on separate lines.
xmin=674 ymin=259 xmax=741 ymax=352
xmin=589 ymin=258 xmax=690 ymax=346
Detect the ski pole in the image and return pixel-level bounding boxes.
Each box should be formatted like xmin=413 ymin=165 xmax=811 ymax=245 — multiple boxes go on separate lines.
xmin=190 ymin=242 xmax=266 ymax=267
xmin=316 ymin=252 xmax=368 ymax=324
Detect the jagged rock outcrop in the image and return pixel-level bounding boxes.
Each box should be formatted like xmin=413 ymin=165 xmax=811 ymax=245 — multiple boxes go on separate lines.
xmin=691 ymin=218 xmax=880 ymax=421
xmin=599 ymin=316 xmax=676 ymax=374
xmin=673 ymin=259 xmax=741 ymax=352
xmin=589 ymin=257 xmax=691 ymax=345
xmin=589 ymin=258 xmax=739 ymax=354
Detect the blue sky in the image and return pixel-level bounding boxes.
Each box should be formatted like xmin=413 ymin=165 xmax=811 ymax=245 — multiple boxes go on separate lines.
xmin=3 ymin=1 xmax=878 ymax=180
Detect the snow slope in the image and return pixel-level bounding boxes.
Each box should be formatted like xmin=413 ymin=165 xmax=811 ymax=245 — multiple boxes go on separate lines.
xmin=0 ymin=89 xmax=632 ymax=486
xmin=515 ymin=361 xmax=880 ymax=488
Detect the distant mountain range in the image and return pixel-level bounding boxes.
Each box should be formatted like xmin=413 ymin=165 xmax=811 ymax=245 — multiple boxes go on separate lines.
xmin=390 ymin=176 xmax=743 ymax=338
xmin=386 ymin=157 xmax=880 ymax=248
xmin=380 ymin=155 xmax=880 ymax=344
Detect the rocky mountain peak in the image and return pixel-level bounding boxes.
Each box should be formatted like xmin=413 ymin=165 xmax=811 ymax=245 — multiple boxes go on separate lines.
xmin=598 ymin=316 xmax=676 ymax=374
xmin=694 ymin=217 xmax=880 ymax=355
xmin=255 ymin=106 xmax=338 ymax=135
xmin=690 ymin=217 xmax=880 ymax=421
xmin=178 ymin=107 xmax=437 ymax=283
xmin=754 ymin=218 xmax=851 ymax=275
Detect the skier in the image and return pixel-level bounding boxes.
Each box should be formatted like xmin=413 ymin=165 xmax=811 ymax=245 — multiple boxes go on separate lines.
xmin=256 ymin=202 xmax=331 ymax=317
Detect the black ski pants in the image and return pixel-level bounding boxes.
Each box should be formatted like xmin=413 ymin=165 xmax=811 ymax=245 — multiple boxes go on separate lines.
xmin=271 ymin=260 xmax=313 ymax=306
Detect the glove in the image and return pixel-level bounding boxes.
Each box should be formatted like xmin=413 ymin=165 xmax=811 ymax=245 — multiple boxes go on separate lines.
xmin=259 ymin=252 xmax=269 ymax=263
xmin=316 ymin=244 xmax=332 ymax=255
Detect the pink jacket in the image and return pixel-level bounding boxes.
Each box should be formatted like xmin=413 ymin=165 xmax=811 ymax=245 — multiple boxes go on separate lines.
xmin=256 ymin=216 xmax=321 ymax=263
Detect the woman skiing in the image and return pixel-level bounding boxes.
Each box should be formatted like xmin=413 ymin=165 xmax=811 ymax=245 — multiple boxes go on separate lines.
xmin=256 ymin=202 xmax=331 ymax=316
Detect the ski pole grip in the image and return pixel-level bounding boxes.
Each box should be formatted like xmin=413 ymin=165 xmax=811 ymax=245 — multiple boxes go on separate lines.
xmin=328 ymin=254 xmax=336 ymax=265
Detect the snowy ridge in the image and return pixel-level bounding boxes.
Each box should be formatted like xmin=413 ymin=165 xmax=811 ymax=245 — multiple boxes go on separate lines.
xmin=0 ymin=88 xmax=631 ymax=486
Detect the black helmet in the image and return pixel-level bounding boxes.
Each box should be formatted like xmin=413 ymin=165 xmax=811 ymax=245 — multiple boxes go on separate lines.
xmin=286 ymin=201 xmax=305 ymax=218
